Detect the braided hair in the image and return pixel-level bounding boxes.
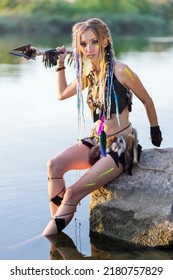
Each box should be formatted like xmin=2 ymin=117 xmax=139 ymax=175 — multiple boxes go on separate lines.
xmin=72 ymin=18 xmax=117 ymax=144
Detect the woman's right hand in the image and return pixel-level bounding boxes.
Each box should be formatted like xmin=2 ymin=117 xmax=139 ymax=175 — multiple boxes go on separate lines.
xmin=56 ymin=45 xmax=67 ymax=63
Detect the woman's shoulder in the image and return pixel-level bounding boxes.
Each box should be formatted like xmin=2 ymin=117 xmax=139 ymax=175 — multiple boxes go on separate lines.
xmin=113 ymin=59 xmax=129 ymax=74
xmin=113 ymin=59 xmax=133 ymax=85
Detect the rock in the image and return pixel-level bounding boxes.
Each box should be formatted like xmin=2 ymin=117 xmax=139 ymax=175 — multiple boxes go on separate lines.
xmin=90 ymin=148 xmax=173 ymax=247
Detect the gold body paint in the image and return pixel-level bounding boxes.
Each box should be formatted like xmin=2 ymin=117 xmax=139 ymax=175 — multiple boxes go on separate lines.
xmin=83 ymin=182 xmax=96 ymax=187
xmin=98 ymin=167 xmax=114 ymax=177
xmin=82 ymin=168 xmax=114 ymax=187
xmin=124 ymin=67 xmax=135 ymax=81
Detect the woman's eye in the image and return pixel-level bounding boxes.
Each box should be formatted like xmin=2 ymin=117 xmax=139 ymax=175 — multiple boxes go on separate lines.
xmin=80 ymin=42 xmax=86 ymax=47
xmin=91 ymin=40 xmax=98 ymax=45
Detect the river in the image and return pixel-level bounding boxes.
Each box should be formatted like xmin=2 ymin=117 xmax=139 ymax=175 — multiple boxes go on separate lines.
xmin=0 ymin=35 xmax=173 ymax=260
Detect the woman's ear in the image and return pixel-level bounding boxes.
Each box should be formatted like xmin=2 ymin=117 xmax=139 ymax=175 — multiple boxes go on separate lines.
xmin=103 ymin=38 xmax=108 ymax=48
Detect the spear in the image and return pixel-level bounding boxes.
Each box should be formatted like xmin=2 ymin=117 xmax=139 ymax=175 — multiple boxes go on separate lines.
xmin=9 ymin=43 xmax=73 ymax=68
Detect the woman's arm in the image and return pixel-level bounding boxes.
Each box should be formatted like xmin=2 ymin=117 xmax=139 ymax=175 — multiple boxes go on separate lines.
xmin=57 ymin=74 xmax=77 ymax=100
xmin=56 ymin=46 xmax=77 ymax=100
xmin=115 ymin=62 xmax=158 ymax=126
xmin=114 ymin=61 xmax=162 ymax=146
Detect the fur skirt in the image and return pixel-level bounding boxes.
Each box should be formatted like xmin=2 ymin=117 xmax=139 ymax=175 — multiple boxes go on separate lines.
xmin=82 ymin=126 xmax=142 ymax=175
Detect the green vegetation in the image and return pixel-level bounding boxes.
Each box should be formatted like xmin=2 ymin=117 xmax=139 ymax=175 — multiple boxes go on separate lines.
xmin=0 ymin=0 xmax=173 ymax=37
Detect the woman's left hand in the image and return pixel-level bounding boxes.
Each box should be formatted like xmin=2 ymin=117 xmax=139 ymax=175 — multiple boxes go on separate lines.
xmin=150 ymin=126 xmax=163 ymax=147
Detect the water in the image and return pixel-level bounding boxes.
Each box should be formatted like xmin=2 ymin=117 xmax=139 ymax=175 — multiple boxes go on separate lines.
xmin=0 ymin=36 xmax=173 ymax=260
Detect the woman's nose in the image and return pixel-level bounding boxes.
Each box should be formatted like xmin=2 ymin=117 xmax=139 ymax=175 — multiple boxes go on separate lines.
xmin=86 ymin=43 xmax=92 ymax=53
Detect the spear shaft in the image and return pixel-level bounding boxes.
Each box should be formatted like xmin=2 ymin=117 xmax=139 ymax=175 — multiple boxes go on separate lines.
xmin=9 ymin=43 xmax=72 ymax=68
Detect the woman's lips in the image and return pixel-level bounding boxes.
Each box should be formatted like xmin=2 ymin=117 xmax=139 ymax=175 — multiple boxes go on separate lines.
xmin=87 ymin=54 xmax=95 ymax=59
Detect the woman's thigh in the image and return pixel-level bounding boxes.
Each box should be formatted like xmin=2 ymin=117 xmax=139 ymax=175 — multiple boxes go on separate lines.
xmin=48 ymin=142 xmax=91 ymax=176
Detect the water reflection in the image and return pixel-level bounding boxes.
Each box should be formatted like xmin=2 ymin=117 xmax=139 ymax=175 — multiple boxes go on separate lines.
xmin=47 ymin=232 xmax=89 ymax=260
xmin=90 ymin=232 xmax=173 ymax=260
xmin=45 ymin=231 xmax=173 ymax=260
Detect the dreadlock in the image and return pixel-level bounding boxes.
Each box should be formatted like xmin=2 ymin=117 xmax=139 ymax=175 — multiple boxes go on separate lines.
xmin=72 ymin=18 xmax=119 ymax=153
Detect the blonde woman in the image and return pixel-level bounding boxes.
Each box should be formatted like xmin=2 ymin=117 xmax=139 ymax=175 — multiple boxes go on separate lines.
xmin=43 ymin=18 xmax=162 ymax=236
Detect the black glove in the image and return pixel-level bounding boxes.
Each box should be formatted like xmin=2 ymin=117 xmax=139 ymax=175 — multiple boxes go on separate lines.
xmin=150 ymin=126 xmax=162 ymax=147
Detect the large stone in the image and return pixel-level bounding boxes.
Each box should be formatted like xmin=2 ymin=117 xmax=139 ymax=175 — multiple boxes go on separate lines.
xmin=90 ymin=148 xmax=173 ymax=247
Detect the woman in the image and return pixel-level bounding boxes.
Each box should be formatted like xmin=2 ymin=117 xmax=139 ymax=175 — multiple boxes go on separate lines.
xmin=42 ymin=18 xmax=162 ymax=236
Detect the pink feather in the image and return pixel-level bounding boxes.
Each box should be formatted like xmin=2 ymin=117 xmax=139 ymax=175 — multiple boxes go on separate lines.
xmin=98 ymin=115 xmax=104 ymax=136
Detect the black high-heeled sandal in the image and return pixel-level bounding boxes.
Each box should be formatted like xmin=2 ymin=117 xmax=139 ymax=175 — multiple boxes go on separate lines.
xmin=48 ymin=177 xmax=65 ymax=206
xmin=53 ymin=203 xmax=77 ymax=233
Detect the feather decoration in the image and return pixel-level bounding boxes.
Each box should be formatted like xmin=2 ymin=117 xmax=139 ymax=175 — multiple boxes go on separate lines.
xmin=83 ymin=58 xmax=87 ymax=91
xmin=112 ymin=83 xmax=120 ymax=126
xmin=100 ymin=130 xmax=107 ymax=157
xmin=75 ymin=57 xmax=83 ymax=140
xmin=98 ymin=58 xmax=105 ymax=105
xmin=42 ymin=49 xmax=58 ymax=68
xmin=98 ymin=115 xmax=104 ymax=136
xmin=106 ymin=60 xmax=111 ymax=119
xmin=67 ymin=52 xmax=74 ymax=67
xmin=74 ymin=32 xmax=85 ymax=141
xmin=80 ymin=57 xmax=85 ymax=136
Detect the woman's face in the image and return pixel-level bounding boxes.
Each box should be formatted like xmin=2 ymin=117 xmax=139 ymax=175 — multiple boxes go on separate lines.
xmin=80 ymin=29 xmax=100 ymax=63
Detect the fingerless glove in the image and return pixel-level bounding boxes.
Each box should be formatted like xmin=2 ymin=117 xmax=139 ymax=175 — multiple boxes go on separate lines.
xmin=150 ymin=126 xmax=162 ymax=147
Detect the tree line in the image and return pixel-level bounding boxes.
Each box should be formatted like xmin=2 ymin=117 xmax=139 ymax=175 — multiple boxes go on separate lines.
xmin=0 ymin=0 xmax=172 ymax=36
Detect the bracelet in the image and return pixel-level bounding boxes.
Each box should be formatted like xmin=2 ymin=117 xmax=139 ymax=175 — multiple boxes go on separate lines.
xmin=57 ymin=64 xmax=65 ymax=67
xmin=56 ymin=66 xmax=66 ymax=72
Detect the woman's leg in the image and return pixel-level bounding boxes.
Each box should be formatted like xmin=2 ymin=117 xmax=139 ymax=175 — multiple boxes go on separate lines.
xmin=48 ymin=177 xmax=66 ymax=218
xmin=47 ymin=143 xmax=91 ymax=217
xmin=43 ymin=154 xmax=123 ymax=235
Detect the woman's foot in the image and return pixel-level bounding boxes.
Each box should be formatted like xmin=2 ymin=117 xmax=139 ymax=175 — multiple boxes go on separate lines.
xmin=42 ymin=203 xmax=76 ymax=236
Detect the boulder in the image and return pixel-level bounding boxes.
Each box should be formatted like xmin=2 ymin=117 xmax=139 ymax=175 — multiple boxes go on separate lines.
xmin=90 ymin=148 xmax=173 ymax=247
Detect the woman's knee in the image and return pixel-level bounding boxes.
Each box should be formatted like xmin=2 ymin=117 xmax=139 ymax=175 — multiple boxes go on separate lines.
xmin=47 ymin=156 xmax=64 ymax=177
xmin=63 ymin=188 xmax=76 ymax=203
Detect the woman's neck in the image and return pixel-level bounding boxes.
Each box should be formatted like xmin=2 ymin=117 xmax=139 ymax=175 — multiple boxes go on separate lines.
xmin=91 ymin=62 xmax=100 ymax=74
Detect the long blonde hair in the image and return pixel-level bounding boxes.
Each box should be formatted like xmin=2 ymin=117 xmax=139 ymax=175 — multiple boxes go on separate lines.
xmin=72 ymin=18 xmax=115 ymax=84
xmin=72 ymin=18 xmax=115 ymax=138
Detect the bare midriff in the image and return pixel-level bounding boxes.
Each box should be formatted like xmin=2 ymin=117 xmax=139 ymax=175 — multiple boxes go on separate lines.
xmin=95 ymin=106 xmax=132 ymax=136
